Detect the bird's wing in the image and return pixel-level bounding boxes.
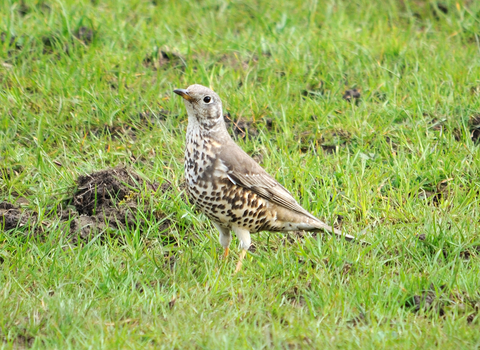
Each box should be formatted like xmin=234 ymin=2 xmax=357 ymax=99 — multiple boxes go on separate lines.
xmin=219 ymin=142 xmax=317 ymax=220
xmin=218 ymin=140 xmax=366 ymax=244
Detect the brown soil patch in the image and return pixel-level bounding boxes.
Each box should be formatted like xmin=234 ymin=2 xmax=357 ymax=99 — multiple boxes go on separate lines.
xmin=69 ymin=166 xmax=172 ymax=241
xmin=42 ymin=35 xmax=69 ymax=55
xmin=427 ymin=116 xmax=447 ymax=131
xmin=405 ymin=284 xmax=447 ymax=315
xmin=1 ymin=166 xmax=176 ymax=242
xmin=143 ymin=49 xmax=185 ymax=70
xmin=74 ymin=26 xmax=94 ymax=45
xmin=417 ymin=178 xmax=453 ymax=206
xmin=404 ymin=284 xmax=480 ymax=320
xmin=0 ymin=202 xmax=36 ymax=231
xmin=469 ymin=115 xmax=480 ymax=143
xmin=450 ymin=114 xmax=480 ymax=143
xmin=432 ymin=2 xmax=448 ymax=18
xmin=460 ymin=245 xmax=480 ymax=259
xmin=74 ymin=167 xmax=144 ymax=215
xmin=343 ymin=88 xmax=361 ymax=103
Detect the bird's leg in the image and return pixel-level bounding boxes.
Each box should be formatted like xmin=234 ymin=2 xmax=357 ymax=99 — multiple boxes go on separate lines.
xmin=213 ymin=222 xmax=231 ymax=260
xmin=234 ymin=249 xmax=247 ymax=273
xmin=232 ymin=226 xmax=251 ymax=273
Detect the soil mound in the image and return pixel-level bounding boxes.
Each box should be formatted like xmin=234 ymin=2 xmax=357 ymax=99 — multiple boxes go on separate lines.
xmin=1 ymin=166 xmax=175 ymax=242
xmin=73 ymin=166 xmax=144 ymax=215
xmin=0 ymin=201 xmax=36 ymax=231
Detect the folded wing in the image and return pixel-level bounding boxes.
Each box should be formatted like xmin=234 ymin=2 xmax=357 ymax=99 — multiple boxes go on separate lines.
xmin=219 ymin=141 xmax=319 ymax=221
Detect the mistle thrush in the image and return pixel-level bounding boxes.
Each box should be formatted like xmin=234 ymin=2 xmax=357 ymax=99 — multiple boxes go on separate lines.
xmin=174 ymin=84 xmax=358 ymax=272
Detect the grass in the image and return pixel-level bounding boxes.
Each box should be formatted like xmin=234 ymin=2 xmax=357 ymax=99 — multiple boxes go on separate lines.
xmin=1 ymin=0 xmax=480 ymax=348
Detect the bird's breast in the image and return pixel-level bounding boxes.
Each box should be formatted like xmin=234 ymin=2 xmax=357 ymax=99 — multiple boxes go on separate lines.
xmin=184 ymin=131 xmax=223 ymax=187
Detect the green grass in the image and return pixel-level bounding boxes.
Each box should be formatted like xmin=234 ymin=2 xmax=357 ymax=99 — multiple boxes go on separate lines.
xmin=2 ymin=0 xmax=480 ymax=348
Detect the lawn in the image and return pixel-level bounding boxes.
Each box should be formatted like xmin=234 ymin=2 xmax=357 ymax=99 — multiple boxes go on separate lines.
xmin=1 ymin=0 xmax=480 ymax=348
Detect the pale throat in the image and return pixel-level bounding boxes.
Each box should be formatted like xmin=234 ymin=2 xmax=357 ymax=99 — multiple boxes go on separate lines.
xmin=186 ymin=111 xmax=227 ymax=137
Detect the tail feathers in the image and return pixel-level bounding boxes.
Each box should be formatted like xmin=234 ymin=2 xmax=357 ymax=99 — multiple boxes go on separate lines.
xmin=304 ymin=220 xmax=369 ymax=245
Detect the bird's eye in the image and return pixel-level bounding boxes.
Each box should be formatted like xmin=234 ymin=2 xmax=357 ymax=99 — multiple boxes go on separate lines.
xmin=203 ymin=96 xmax=212 ymax=103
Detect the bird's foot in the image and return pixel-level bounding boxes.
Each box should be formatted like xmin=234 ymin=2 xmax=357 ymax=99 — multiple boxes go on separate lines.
xmin=223 ymin=247 xmax=229 ymax=259
xmin=234 ymin=250 xmax=247 ymax=274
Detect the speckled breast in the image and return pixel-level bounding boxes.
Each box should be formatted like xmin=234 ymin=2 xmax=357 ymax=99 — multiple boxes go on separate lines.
xmin=184 ymin=133 xmax=273 ymax=232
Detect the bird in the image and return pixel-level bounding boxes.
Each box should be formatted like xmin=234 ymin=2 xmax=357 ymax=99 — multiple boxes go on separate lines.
xmin=174 ymin=84 xmax=360 ymax=272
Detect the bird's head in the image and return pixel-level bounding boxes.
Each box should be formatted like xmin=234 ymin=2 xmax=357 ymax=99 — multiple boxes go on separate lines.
xmin=174 ymin=84 xmax=224 ymax=131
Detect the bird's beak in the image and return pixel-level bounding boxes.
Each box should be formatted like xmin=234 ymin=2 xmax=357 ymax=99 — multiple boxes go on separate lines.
xmin=173 ymin=88 xmax=194 ymax=102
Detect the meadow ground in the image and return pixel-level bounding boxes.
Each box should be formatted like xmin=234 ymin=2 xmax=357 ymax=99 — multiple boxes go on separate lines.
xmin=1 ymin=0 xmax=480 ymax=348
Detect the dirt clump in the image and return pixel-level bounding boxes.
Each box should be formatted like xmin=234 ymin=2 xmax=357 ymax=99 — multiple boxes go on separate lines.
xmin=427 ymin=116 xmax=446 ymax=131
xmin=432 ymin=2 xmax=448 ymax=18
xmin=42 ymin=34 xmax=69 ymax=55
xmin=460 ymin=245 xmax=480 ymax=259
xmin=417 ymin=178 xmax=453 ymax=206
xmin=404 ymin=284 xmax=480 ymax=320
xmin=405 ymin=284 xmax=446 ymax=316
xmin=1 ymin=166 xmax=176 ymax=242
xmin=469 ymin=115 xmax=480 ymax=143
xmin=343 ymin=88 xmax=361 ymax=103
xmin=74 ymin=26 xmax=94 ymax=44
xmin=13 ymin=333 xmax=35 ymax=349
xmin=73 ymin=166 xmax=143 ymax=215
xmin=69 ymin=166 xmax=172 ymax=241
xmin=0 ymin=202 xmax=36 ymax=231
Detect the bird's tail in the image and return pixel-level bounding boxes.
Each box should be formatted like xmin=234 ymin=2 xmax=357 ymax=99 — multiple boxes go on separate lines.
xmin=305 ymin=220 xmax=369 ymax=245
